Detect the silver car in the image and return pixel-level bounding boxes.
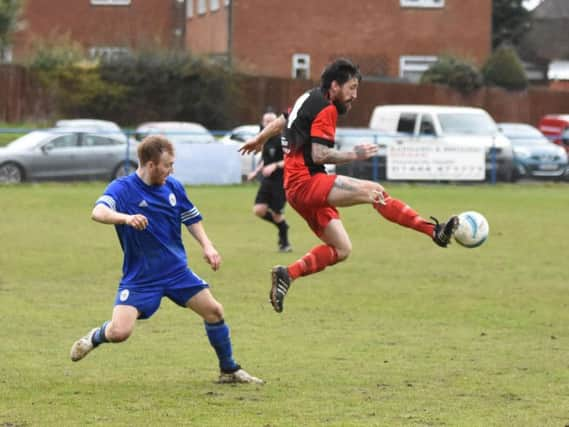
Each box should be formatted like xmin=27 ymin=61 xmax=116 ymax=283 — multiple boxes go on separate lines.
xmin=0 ymin=128 xmax=138 ymax=184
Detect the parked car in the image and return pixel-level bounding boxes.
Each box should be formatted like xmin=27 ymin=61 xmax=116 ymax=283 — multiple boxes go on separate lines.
xmin=538 ymin=114 xmax=569 ymax=153
xmin=497 ymin=122 xmax=568 ymax=181
xmin=369 ymin=105 xmax=515 ymax=181
xmin=133 ymin=121 xmax=216 ymax=144
xmin=55 ymin=119 xmax=127 ymax=141
xmin=219 ymin=124 xmax=262 ymax=179
xmin=334 ymin=127 xmax=394 ymax=180
xmin=0 ymin=127 xmax=137 ymax=184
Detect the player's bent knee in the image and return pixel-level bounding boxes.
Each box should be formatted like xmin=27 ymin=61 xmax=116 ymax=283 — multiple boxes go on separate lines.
xmin=107 ymin=325 xmax=133 ymax=343
xmin=335 ymin=245 xmax=352 ymax=262
xmin=203 ymin=302 xmax=224 ymax=323
xmin=253 ymin=205 xmax=267 ymax=217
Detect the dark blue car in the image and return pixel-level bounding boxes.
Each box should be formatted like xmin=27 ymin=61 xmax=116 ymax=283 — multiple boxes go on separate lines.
xmin=498 ymin=123 xmax=568 ymax=181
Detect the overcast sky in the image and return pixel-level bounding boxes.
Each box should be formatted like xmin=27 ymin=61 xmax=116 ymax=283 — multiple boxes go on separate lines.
xmin=523 ymin=0 xmax=541 ymax=10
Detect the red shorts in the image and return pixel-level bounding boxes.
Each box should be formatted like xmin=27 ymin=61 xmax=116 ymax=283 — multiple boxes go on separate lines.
xmin=286 ymin=173 xmax=339 ymax=237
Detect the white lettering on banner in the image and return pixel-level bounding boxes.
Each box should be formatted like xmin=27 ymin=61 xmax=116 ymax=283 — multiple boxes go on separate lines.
xmin=386 ymin=142 xmax=485 ymax=181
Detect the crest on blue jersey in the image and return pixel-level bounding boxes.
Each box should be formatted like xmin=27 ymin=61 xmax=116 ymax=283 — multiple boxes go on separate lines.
xmin=169 ymin=193 xmax=177 ymax=206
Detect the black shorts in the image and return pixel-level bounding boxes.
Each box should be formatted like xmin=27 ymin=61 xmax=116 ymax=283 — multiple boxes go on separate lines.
xmin=255 ymin=178 xmax=287 ymax=214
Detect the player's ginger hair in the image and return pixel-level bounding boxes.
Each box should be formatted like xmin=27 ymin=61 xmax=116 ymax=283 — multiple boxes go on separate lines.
xmin=137 ymin=135 xmax=175 ymax=166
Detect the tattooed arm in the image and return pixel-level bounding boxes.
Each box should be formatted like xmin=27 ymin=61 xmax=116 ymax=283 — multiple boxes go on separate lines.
xmin=312 ymin=143 xmax=378 ymax=165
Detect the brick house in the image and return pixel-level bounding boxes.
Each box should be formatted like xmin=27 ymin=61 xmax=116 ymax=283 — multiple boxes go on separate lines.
xmin=11 ymin=0 xmax=186 ymax=61
xmin=186 ymin=0 xmax=492 ymax=81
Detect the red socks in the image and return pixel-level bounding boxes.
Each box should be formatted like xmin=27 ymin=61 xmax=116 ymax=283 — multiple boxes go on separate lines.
xmin=288 ymin=244 xmax=338 ymax=280
xmin=374 ymin=191 xmax=434 ymax=237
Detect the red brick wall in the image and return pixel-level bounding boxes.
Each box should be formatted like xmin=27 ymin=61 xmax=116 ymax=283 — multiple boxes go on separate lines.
xmin=13 ymin=0 xmax=181 ymax=59
xmin=189 ymin=0 xmax=491 ymax=79
xmin=186 ymin=2 xmax=229 ymax=54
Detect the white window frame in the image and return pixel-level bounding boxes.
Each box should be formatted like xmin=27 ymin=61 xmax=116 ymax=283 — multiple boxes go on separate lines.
xmin=197 ymin=0 xmax=207 ymax=14
xmin=90 ymin=0 xmax=131 ymax=5
xmin=400 ymin=0 xmax=444 ymax=8
xmin=292 ymin=53 xmax=310 ymax=80
xmin=210 ymin=0 xmax=220 ymax=11
xmin=0 ymin=46 xmax=13 ymax=63
xmin=186 ymin=0 xmax=194 ymax=17
xmin=399 ymin=55 xmax=438 ymax=82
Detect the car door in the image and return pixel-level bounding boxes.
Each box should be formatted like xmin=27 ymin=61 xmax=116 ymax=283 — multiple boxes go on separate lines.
xmin=31 ymin=133 xmax=81 ymax=178
xmin=77 ymin=133 xmax=124 ymax=177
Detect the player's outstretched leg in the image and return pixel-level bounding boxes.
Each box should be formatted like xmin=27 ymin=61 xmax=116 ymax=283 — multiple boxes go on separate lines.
xmin=270 ymin=265 xmax=291 ymax=313
xmin=431 ymin=215 xmax=459 ymax=248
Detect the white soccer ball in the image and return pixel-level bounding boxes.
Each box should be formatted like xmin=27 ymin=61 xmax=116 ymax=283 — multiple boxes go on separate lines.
xmin=454 ymin=211 xmax=489 ymax=248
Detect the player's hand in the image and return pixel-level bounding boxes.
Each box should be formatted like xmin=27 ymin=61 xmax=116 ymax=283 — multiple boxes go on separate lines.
xmin=203 ymin=245 xmax=221 ymax=271
xmin=126 ymin=214 xmax=148 ymax=230
xmin=354 ymin=143 xmax=378 ymax=160
xmin=262 ymin=163 xmax=277 ymax=177
xmin=239 ymin=138 xmax=263 ymax=155
xmin=246 ymin=171 xmax=257 ymax=181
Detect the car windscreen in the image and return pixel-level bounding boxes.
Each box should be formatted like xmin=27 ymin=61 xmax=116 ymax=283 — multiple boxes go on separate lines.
xmin=438 ymin=113 xmax=498 ymax=136
xmin=500 ymin=125 xmax=550 ymax=145
xmin=7 ymin=131 xmax=52 ymax=150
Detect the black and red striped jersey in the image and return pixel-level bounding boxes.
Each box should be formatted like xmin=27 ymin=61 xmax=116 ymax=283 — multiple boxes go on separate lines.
xmin=282 ymin=88 xmax=338 ymax=188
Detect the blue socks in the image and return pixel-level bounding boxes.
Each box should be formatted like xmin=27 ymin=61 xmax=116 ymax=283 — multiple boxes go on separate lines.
xmin=205 ymin=320 xmax=238 ymax=373
xmin=91 ymin=321 xmax=110 ymax=347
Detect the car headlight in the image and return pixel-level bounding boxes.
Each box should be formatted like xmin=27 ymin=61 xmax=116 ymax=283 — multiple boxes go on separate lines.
xmin=513 ymin=147 xmax=530 ymax=159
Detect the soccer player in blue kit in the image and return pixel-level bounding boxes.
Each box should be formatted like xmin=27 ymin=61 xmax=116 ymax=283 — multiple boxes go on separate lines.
xmin=70 ymin=135 xmax=263 ymax=384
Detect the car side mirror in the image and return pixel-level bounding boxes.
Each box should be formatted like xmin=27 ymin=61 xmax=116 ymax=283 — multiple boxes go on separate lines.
xmin=41 ymin=144 xmax=53 ymax=154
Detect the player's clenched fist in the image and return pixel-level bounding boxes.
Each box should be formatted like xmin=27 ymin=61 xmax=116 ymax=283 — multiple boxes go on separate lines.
xmin=126 ymin=214 xmax=148 ymax=230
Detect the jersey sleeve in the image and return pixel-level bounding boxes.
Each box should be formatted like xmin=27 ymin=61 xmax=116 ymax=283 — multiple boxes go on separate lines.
xmin=173 ymin=180 xmax=203 ymax=226
xmin=95 ymin=180 xmax=124 ymax=212
xmin=310 ymin=104 xmax=337 ymax=147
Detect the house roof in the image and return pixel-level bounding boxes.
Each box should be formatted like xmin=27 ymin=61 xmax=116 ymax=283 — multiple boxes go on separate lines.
xmin=520 ymin=0 xmax=569 ymax=62
xmin=533 ymin=0 xmax=569 ymax=19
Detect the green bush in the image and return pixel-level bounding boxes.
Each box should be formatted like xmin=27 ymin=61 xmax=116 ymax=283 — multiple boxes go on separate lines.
xmin=482 ymin=46 xmax=528 ymax=91
xmin=27 ymin=48 xmax=239 ymax=129
xmin=420 ymin=55 xmax=483 ymax=94
xmin=98 ymin=50 xmax=239 ymax=128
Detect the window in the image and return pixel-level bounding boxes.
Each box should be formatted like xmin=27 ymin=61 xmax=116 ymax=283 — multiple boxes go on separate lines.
xmin=89 ymin=46 xmax=130 ymax=62
xmin=90 ymin=0 xmax=131 ymax=5
xmin=399 ymin=55 xmax=438 ymax=83
xmin=292 ymin=54 xmax=310 ymax=80
xmin=224 ymin=0 xmax=230 ymax=5
xmin=197 ymin=0 xmax=206 ymax=14
xmin=45 ymin=135 xmax=80 ymax=150
xmin=0 ymin=46 xmax=12 ymax=63
xmin=210 ymin=0 xmax=219 ymax=11
xmin=419 ymin=114 xmax=436 ymax=136
xmin=83 ymin=134 xmax=119 ymax=147
xmin=400 ymin=0 xmax=444 ymax=8
xmin=397 ymin=113 xmax=418 ymax=134
xmin=186 ymin=0 xmax=193 ymax=17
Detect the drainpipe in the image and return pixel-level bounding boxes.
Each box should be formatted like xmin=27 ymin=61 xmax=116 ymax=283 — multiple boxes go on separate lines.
xmin=227 ymin=0 xmax=233 ymax=67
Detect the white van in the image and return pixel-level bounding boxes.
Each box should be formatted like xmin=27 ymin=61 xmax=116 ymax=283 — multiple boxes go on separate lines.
xmin=369 ymin=105 xmax=515 ymax=181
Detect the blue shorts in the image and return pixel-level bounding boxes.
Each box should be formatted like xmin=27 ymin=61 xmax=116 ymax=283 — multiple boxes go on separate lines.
xmin=114 ymin=269 xmax=209 ymax=319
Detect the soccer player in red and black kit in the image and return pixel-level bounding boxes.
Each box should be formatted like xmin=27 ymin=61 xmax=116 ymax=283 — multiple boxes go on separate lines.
xmin=240 ymin=58 xmax=458 ymax=313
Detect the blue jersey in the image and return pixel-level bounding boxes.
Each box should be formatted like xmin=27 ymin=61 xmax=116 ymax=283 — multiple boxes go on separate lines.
xmin=95 ymin=173 xmax=202 ymax=287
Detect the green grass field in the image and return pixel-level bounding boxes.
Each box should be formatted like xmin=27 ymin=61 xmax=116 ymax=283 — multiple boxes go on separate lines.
xmin=1 ymin=182 xmax=568 ymax=426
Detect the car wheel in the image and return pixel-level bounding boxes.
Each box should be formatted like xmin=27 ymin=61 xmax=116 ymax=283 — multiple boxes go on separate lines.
xmin=0 ymin=162 xmax=24 ymax=184
xmin=112 ymin=161 xmax=137 ymax=180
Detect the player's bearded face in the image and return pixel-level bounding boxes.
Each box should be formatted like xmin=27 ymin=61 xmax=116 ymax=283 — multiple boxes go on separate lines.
xmin=150 ymin=152 xmax=175 ymax=185
xmin=332 ymin=77 xmax=359 ymax=115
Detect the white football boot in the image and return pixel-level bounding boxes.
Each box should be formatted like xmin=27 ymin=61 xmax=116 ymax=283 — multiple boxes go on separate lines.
xmin=218 ymin=368 xmax=264 ymax=384
xmin=70 ymin=328 xmax=98 ymax=362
